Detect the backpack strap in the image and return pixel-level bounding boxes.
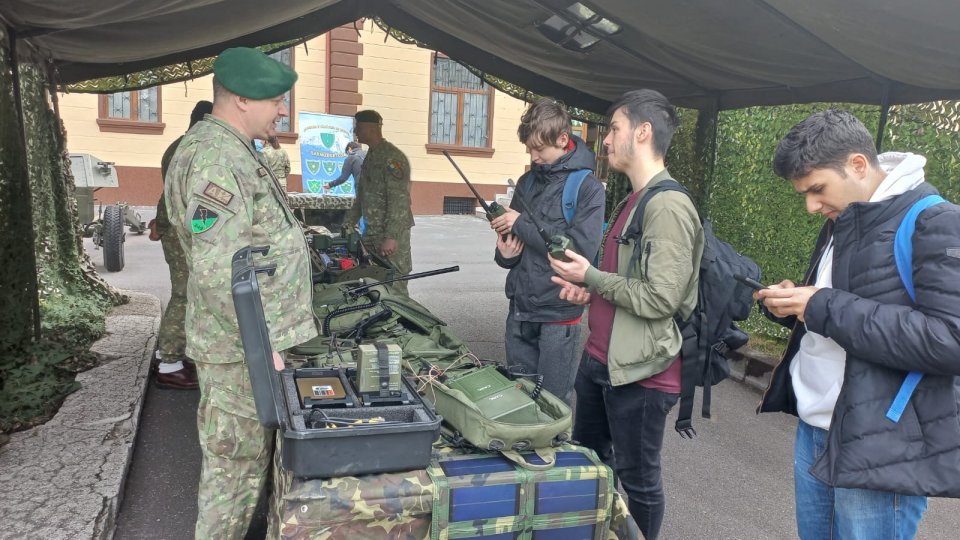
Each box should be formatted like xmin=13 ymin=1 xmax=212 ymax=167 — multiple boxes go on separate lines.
xmin=886 ymin=194 xmax=946 ymax=423
xmin=622 ymin=179 xmax=689 ymax=273
xmin=562 ymin=169 xmax=592 ymax=224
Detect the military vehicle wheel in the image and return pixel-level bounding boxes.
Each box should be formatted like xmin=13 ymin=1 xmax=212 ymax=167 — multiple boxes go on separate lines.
xmin=102 ymin=205 xmax=125 ymax=272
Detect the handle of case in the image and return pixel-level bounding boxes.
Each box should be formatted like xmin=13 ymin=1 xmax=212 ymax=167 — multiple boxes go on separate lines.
xmin=501 ymin=447 xmax=556 ymax=471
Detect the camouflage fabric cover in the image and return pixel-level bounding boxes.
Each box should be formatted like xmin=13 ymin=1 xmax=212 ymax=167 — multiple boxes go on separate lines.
xmin=287 ymin=192 xmax=355 ymax=210
xmin=271 ymin=444 xmax=636 ymax=540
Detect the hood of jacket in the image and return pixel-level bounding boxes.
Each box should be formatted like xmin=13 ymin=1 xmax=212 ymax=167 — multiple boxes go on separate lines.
xmin=529 ymin=135 xmax=595 ymax=181
xmin=871 ymin=152 xmax=926 ymax=202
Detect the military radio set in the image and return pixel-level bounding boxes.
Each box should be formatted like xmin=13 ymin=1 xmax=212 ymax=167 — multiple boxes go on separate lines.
xmin=307 ymin=226 xmax=400 ymax=285
xmin=505 ymin=178 xmax=579 ymax=262
xmin=442 ymin=365 xmax=541 ymax=424
xmin=231 ymin=246 xmax=440 ymax=479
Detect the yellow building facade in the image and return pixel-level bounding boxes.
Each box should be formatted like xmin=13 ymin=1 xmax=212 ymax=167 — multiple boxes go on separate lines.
xmin=56 ymin=20 xmax=531 ymax=214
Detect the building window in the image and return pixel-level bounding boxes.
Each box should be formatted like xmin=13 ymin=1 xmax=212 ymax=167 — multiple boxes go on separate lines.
xmin=269 ymin=48 xmax=299 ymax=143
xmin=426 ymin=55 xmax=495 ymax=158
xmin=97 ymin=87 xmax=165 ymax=134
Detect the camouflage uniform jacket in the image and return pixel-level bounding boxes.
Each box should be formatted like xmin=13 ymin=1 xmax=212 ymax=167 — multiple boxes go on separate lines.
xmin=164 ymin=116 xmax=318 ymax=360
xmin=345 ymin=139 xmax=415 ymax=242
xmin=155 ymin=135 xmax=184 ymax=238
xmin=261 ymin=145 xmax=291 ymax=181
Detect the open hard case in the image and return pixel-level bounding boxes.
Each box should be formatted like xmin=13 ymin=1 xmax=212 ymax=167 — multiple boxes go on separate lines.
xmin=230 ymin=246 xmax=441 ymax=479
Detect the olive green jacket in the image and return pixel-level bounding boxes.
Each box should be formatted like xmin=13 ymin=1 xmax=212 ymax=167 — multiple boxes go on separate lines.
xmin=583 ymin=170 xmax=704 ymax=386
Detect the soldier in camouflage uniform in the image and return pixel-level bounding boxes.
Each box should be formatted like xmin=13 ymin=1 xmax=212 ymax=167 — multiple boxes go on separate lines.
xmin=151 ymin=100 xmax=212 ymax=390
xmin=344 ymin=110 xmax=415 ymax=295
xmin=164 ymin=47 xmax=317 ymax=540
xmin=261 ymin=135 xmax=291 ymax=184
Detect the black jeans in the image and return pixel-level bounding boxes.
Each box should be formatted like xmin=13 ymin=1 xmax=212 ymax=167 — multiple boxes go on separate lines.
xmin=573 ymin=353 xmax=679 ymax=540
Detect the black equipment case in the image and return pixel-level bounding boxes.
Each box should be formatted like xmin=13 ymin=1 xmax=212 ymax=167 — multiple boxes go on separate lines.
xmin=230 ymin=246 xmax=441 ymax=479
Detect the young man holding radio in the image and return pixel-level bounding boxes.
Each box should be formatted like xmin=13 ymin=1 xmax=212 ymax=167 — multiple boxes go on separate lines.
xmin=550 ymin=89 xmax=703 ymax=539
xmin=491 ymin=97 xmax=604 ymax=406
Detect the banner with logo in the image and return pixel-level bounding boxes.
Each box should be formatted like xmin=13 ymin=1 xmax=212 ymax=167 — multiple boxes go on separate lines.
xmin=298 ymin=112 xmax=355 ymax=196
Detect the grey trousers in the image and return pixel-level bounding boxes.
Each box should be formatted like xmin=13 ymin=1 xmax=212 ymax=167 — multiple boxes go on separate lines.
xmin=504 ymin=309 xmax=581 ymax=405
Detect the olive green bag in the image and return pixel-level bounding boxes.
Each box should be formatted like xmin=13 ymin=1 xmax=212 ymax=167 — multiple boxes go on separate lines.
xmin=423 ymin=374 xmax=572 ymax=469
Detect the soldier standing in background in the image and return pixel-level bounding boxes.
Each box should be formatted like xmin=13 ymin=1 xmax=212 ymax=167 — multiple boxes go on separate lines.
xmin=164 ymin=47 xmax=317 ymax=539
xmin=261 ymin=135 xmax=291 ymax=185
xmin=344 ymin=109 xmax=415 ymax=295
xmin=149 ymin=99 xmax=212 ymax=390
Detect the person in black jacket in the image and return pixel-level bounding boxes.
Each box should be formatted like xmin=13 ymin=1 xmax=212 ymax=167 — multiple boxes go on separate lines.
xmin=758 ymin=109 xmax=960 ymax=539
xmin=491 ymin=97 xmax=605 ymax=405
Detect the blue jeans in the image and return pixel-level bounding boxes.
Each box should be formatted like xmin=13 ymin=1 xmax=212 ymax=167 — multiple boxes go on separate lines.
xmin=794 ymin=420 xmax=928 ymax=539
xmin=573 ymin=353 xmax=678 ymax=540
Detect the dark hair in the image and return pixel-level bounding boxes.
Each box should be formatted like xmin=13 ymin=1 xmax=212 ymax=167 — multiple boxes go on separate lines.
xmin=517 ymin=97 xmax=571 ymax=147
xmin=189 ymin=100 xmax=213 ymax=127
xmin=267 ymin=136 xmax=280 ymax=149
xmin=606 ymin=89 xmax=679 ymax=158
xmin=772 ymin=109 xmax=879 ymax=180
xmin=346 ymin=141 xmax=361 ymax=152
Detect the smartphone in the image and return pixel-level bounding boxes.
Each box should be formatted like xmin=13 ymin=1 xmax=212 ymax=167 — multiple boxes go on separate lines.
xmin=734 ymin=273 xmax=767 ymax=291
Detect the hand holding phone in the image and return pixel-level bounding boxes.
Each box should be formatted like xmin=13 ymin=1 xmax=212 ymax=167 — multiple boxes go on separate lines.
xmin=734 ymin=273 xmax=767 ymax=290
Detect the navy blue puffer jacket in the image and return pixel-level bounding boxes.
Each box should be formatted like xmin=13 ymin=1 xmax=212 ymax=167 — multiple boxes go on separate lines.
xmin=760 ymin=182 xmax=960 ymax=497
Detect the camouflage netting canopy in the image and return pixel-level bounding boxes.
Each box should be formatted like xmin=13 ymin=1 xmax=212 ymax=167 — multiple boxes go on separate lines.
xmin=0 ymin=26 xmax=118 ymax=432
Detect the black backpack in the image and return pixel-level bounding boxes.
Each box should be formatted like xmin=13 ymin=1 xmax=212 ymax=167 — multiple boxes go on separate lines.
xmin=620 ymin=179 xmax=760 ymax=437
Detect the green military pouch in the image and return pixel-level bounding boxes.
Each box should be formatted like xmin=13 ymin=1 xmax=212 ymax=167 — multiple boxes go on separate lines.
xmin=424 ymin=372 xmax=572 ymax=463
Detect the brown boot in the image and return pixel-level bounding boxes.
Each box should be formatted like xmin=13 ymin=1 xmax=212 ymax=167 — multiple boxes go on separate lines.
xmin=155 ymin=362 xmax=199 ymax=390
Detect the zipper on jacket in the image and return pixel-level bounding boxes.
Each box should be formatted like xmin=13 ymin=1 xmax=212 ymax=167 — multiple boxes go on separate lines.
xmin=643 ymin=241 xmax=652 ymax=280
xmin=757 ymin=226 xmax=833 ymax=413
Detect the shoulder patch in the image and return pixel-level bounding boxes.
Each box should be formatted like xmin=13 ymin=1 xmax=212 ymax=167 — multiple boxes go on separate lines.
xmin=191 ymin=205 xmax=220 ymax=234
xmin=257 ymin=166 xmax=269 ymax=178
xmin=203 ymin=182 xmax=235 ymax=206
xmin=387 ymin=159 xmax=405 ymax=179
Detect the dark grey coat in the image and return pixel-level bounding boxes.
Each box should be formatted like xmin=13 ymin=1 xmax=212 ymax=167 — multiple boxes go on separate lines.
xmin=759 ymin=182 xmax=960 ymax=497
xmin=495 ymin=135 xmax=605 ymax=322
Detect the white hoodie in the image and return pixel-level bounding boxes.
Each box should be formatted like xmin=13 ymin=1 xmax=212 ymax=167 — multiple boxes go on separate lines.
xmin=790 ymin=152 xmax=927 ymax=429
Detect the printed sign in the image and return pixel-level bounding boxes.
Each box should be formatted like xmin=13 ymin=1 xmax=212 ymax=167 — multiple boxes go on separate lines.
xmin=298 ymin=112 xmax=356 ymax=196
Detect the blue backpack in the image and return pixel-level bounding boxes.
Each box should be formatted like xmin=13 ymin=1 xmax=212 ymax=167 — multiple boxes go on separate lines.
xmin=517 ymin=169 xmax=592 ymax=225
xmin=886 ymin=194 xmax=947 ymax=423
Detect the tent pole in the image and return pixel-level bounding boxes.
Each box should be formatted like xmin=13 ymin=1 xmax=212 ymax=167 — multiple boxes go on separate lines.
xmin=8 ymin=28 xmax=43 ymax=341
xmin=693 ymin=99 xmax=720 ymax=210
xmin=876 ymin=85 xmax=890 ymax=152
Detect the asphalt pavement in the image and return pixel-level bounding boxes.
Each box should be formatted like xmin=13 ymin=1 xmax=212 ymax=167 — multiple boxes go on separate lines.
xmin=82 ymin=211 xmax=960 ymax=539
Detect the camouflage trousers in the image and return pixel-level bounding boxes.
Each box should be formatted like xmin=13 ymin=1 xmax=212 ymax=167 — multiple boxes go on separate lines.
xmin=194 ymin=359 xmax=274 ymax=540
xmin=157 ymin=234 xmax=188 ymax=361
xmin=368 ymin=227 xmax=412 ymax=296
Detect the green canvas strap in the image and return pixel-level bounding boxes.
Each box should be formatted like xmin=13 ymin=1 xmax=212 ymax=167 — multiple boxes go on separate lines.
xmin=500 ymin=447 xmax=557 ymax=471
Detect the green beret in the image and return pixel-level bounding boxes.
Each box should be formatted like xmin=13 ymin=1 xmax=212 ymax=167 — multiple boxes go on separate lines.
xmin=354 ymin=110 xmax=383 ymax=124
xmin=213 ymin=47 xmax=297 ymax=100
